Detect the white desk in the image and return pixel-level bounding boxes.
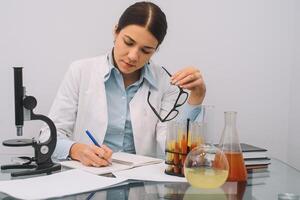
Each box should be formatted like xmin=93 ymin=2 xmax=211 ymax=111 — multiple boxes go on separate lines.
xmin=1 ymin=155 xmax=300 ymax=200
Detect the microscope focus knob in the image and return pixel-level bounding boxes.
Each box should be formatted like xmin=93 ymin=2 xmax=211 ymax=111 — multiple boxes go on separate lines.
xmin=23 ymin=96 xmax=37 ymax=110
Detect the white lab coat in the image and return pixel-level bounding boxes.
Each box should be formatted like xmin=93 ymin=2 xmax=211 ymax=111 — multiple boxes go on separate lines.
xmin=41 ymin=53 xmax=179 ymax=157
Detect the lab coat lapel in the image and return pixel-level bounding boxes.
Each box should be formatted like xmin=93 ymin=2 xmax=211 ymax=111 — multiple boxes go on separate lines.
xmin=130 ymin=83 xmax=149 ymax=154
xmin=79 ymin=57 xmax=108 ymax=145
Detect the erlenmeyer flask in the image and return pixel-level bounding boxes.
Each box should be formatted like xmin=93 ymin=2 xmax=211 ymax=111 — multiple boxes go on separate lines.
xmin=218 ymin=111 xmax=247 ymax=182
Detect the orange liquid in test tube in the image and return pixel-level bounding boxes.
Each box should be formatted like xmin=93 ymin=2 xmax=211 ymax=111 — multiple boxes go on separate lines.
xmin=181 ymin=135 xmax=187 ymax=174
xmin=173 ymin=142 xmax=180 ymax=174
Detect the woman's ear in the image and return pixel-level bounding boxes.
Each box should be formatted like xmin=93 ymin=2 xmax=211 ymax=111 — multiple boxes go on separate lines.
xmin=113 ymin=25 xmax=118 ymax=40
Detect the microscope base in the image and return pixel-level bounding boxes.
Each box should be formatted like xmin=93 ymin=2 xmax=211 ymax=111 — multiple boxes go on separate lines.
xmin=1 ymin=162 xmax=61 ymax=177
xmin=12 ymin=163 xmax=61 ymax=177
xmin=1 ymin=163 xmax=36 ymax=170
xmin=2 ymin=139 xmax=61 ymax=177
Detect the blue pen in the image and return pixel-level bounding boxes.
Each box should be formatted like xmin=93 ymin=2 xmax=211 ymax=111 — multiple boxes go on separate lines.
xmin=85 ymin=129 xmax=100 ymax=147
xmin=85 ymin=129 xmax=112 ymax=165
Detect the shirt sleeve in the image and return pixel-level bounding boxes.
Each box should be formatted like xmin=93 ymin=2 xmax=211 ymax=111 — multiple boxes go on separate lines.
xmin=52 ymin=138 xmax=75 ymax=160
xmin=177 ymin=103 xmax=202 ymax=121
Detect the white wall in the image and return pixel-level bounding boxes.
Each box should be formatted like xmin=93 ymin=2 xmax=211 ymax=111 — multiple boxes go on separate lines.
xmin=287 ymin=0 xmax=300 ymax=169
xmin=0 ymin=0 xmax=298 ymax=168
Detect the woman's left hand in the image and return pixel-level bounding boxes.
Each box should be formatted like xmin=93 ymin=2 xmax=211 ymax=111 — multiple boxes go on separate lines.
xmin=171 ymin=66 xmax=206 ymax=105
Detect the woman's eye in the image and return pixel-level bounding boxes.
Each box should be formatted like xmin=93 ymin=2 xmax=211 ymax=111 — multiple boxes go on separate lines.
xmin=124 ymin=40 xmax=133 ymax=46
xmin=123 ymin=38 xmax=152 ymax=54
xmin=141 ymin=49 xmax=151 ymax=54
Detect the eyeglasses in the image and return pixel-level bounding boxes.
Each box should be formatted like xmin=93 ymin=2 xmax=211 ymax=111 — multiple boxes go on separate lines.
xmin=147 ymin=67 xmax=189 ymax=122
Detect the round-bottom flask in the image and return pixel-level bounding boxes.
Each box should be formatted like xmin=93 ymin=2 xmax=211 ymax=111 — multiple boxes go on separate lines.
xmin=184 ymin=144 xmax=229 ymax=189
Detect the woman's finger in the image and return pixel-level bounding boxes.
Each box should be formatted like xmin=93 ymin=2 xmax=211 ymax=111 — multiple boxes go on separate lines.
xmin=90 ymin=146 xmax=108 ymax=161
xmin=101 ymin=144 xmax=113 ymax=159
xmin=171 ymin=68 xmax=201 ymax=85
xmin=86 ymin=151 xmax=109 ymax=167
xmin=181 ymin=78 xmax=204 ymax=90
xmin=176 ymin=72 xmax=201 ymax=86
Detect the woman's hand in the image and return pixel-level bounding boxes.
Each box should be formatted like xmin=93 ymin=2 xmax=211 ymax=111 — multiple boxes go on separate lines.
xmin=69 ymin=143 xmax=113 ymax=167
xmin=171 ymin=66 xmax=206 ymax=105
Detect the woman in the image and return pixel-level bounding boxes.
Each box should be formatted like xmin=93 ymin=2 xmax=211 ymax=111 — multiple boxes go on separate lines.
xmin=41 ymin=1 xmax=206 ymax=167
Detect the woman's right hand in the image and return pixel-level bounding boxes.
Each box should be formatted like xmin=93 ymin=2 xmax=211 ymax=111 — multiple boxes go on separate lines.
xmin=69 ymin=143 xmax=113 ymax=167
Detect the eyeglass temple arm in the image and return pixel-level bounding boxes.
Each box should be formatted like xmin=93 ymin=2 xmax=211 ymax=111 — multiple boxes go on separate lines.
xmin=161 ymin=66 xmax=172 ymax=77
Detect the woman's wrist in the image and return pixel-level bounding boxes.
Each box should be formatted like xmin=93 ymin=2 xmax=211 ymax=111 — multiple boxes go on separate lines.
xmin=188 ymin=87 xmax=205 ymax=105
xmin=69 ymin=143 xmax=81 ymax=160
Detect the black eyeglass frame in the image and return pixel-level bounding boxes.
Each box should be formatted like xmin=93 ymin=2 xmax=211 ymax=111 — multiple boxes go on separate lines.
xmin=147 ymin=67 xmax=189 ymax=122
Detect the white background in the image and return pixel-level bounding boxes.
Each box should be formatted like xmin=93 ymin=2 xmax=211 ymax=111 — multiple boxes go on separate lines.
xmin=0 ymin=0 xmax=299 ymax=169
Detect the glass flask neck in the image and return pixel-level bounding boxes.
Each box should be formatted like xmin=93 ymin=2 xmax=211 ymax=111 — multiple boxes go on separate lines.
xmin=224 ymin=111 xmax=237 ymax=128
xmin=219 ymin=111 xmax=241 ymax=152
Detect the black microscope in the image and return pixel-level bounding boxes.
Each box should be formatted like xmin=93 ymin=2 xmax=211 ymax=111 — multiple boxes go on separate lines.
xmin=1 ymin=67 xmax=61 ymax=177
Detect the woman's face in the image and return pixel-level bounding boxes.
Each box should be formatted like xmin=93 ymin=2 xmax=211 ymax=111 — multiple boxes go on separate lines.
xmin=113 ymin=25 xmax=158 ymax=75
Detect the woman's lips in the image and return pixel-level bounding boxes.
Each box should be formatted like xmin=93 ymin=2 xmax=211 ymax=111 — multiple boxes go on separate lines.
xmin=122 ymin=60 xmax=135 ymax=68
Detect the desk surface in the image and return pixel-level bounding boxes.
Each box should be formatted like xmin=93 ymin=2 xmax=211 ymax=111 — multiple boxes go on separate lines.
xmin=0 ymin=156 xmax=300 ymax=200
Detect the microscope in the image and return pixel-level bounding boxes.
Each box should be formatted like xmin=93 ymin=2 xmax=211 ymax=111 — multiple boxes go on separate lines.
xmin=1 ymin=67 xmax=61 ymax=177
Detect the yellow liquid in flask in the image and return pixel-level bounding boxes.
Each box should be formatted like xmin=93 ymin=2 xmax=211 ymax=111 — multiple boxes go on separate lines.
xmin=184 ymin=167 xmax=229 ymax=189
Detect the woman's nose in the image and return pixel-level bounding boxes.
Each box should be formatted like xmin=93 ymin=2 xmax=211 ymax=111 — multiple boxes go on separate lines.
xmin=127 ymin=48 xmax=139 ymax=62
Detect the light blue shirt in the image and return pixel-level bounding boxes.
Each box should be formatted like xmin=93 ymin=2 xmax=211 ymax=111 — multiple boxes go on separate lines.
xmin=53 ymin=52 xmax=202 ymax=159
xmin=103 ymin=54 xmax=157 ymax=154
xmin=103 ymin=52 xmax=201 ymax=153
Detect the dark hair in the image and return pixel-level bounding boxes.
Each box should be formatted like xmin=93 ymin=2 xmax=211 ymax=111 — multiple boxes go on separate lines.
xmin=116 ymin=1 xmax=167 ymax=46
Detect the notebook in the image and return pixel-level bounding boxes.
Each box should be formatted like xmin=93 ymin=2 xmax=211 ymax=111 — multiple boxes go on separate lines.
xmin=241 ymin=143 xmax=268 ymax=159
xmin=60 ymin=152 xmax=163 ymax=175
xmin=244 ymin=157 xmax=271 ymax=166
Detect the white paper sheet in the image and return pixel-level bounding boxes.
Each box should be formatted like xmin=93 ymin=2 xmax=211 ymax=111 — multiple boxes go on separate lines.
xmin=0 ymin=169 xmax=126 ymax=200
xmin=112 ymin=152 xmax=163 ymax=167
xmin=60 ymin=152 xmax=163 ymax=175
xmin=113 ymin=163 xmax=187 ymax=182
xmin=60 ymin=160 xmax=131 ymax=175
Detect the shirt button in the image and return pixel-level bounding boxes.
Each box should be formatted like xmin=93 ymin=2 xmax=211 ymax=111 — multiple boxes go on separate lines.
xmin=122 ymin=96 xmax=126 ymax=99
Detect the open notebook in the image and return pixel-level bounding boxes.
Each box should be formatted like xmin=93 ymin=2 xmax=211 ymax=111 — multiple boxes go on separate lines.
xmin=60 ymin=152 xmax=163 ymax=175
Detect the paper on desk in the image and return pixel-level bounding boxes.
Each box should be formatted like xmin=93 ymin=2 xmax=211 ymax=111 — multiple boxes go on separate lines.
xmin=113 ymin=162 xmax=187 ymax=182
xmin=0 ymin=169 xmax=126 ymax=200
xmin=112 ymin=152 xmax=163 ymax=167
xmin=60 ymin=152 xmax=163 ymax=175
xmin=60 ymin=160 xmax=131 ymax=175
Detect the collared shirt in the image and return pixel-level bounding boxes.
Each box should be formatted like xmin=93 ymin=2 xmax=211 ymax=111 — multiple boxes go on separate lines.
xmin=103 ymin=52 xmax=157 ymax=153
